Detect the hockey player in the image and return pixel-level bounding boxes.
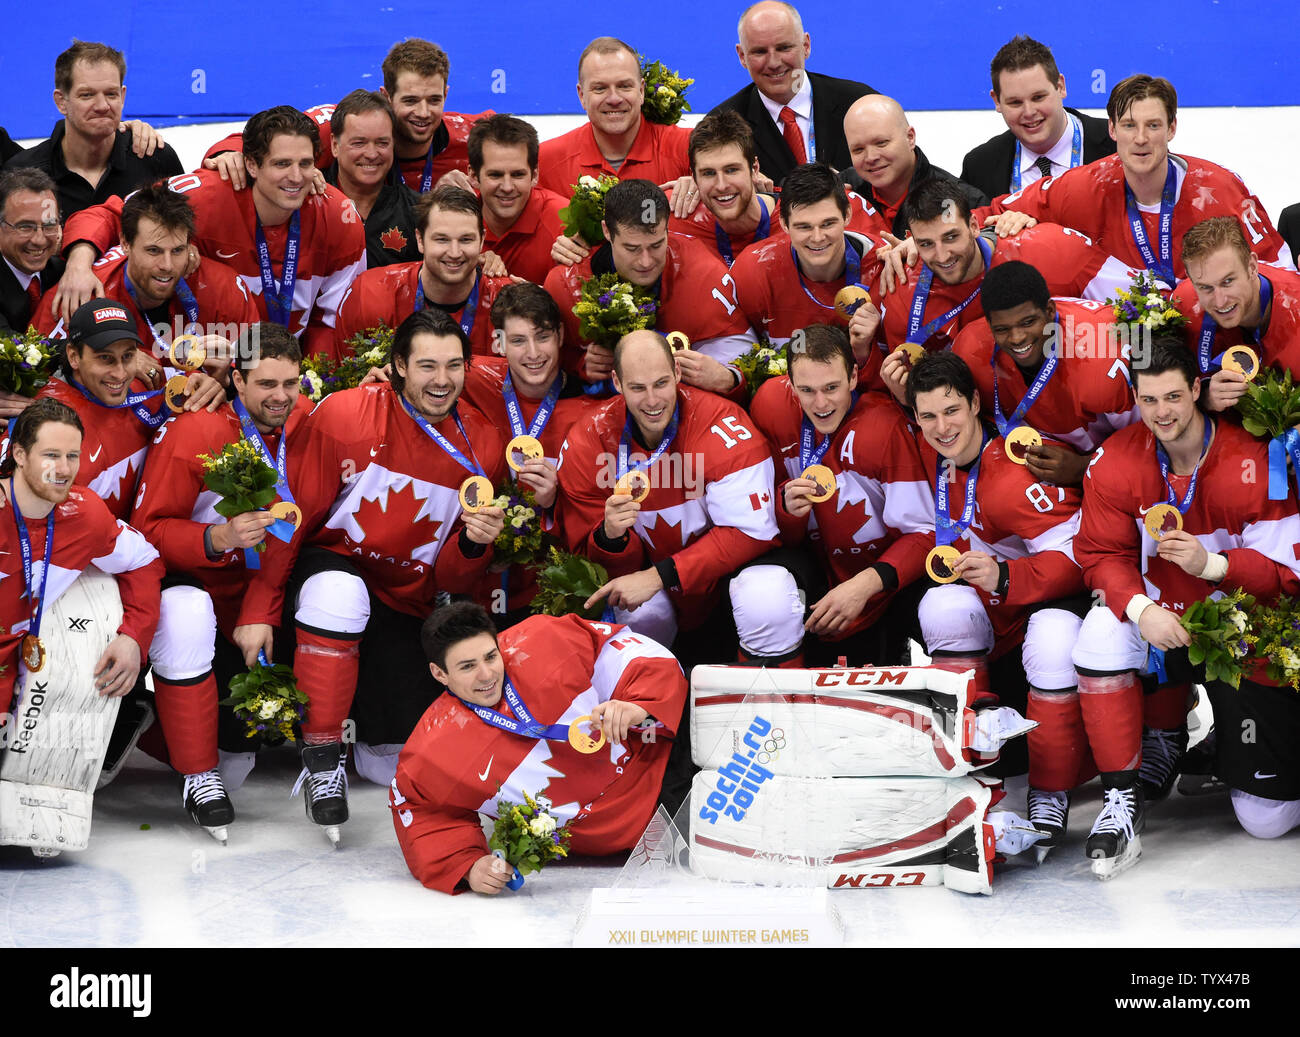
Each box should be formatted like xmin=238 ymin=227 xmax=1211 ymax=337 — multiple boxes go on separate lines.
xmin=727 ymin=163 xmax=885 ymax=387
xmin=390 ymin=601 xmax=687 ymax=894
xmin=131 ymin=323 xmax=312 ymax=841
xmin=0 ymin=398 xmax=161 ymax=722
xmin=1073 ymin=338 xmax=1300 ymax=874
xmin=749 ymin=323 xmax=933 ymax=664
xmin=989 ymin=75 xmax=1293 ymax=281
xmin=543 ymin=179 xmax=755 ymax=397
xmin=1172 ymin=216 xmax=1300 ymax=410
xmin=58 ymin=107 xmax=367 ymax=361
xmin=334 ymin=186 xmax=511 ymax=358
xmin=459 ymin=284 xmax=602 ymax=624
xmin=234 ymin=309 xmax=506 ymax=841
xmin=952 ymin=261 xmax=1140 ymax=487
xmin=905 ymin=353 xmax=1089 ymax=860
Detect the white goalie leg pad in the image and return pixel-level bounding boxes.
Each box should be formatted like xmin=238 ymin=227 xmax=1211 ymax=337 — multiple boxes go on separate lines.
xmin=1023 ymin=608 xmax=1082 ymax=691
xmin=689 ymin=771 xmax=996 ymax=894
xmin=691 ymin=663 xmax=1003 ymax=777
xmin=0 ymin=567 xmax=124 ymax=854
xmin=729 ymin=565 xmax=804 ymax=657
xmin=613 ymin=588 xmax=677 ymax=647
xmin=295 ymin=570 xmax=371 ymax=635
xmin=1229 ymin=789 xmax=1300 ymax=839
xmin=918 ymin=585 xmax=994 ymax=655
xmin=353 ymin=742 xmax=403 ymax=787
xmin=1071 ymin=605 xmax=1148 ymax=674
xmin=149 ymin=584 xmax=218 ymax=681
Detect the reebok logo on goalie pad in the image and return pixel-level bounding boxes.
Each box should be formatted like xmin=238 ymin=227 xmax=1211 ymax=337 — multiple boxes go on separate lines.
xmin=699 ymin=715 xmax=775 ymax=825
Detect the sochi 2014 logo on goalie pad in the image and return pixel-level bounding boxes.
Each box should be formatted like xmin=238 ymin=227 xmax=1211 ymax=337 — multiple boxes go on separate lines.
xmin=690 ymin=664 xmax=992 ymax=778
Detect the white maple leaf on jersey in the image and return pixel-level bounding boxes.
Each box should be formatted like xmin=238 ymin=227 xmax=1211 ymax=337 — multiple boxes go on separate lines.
xmin=89 ymin=447 xmax=147 ymax=507
xmin=1190 ymin=184 xmax=1219 ymax=212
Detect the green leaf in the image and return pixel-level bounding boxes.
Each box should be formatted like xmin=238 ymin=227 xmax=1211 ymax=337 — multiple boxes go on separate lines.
xmin=1188 ymin=642 xmax=1205 ymax=665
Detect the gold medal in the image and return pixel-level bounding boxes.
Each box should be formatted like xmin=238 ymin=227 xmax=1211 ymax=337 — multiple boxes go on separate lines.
xmin=1221 ymin=345 xmax=1259 ymax=381
xmin=568 ymin=715 xmax=606 ymax=755
xmin=506 ymin=435 xmax=544 ymax=472
xmin=614 ymin=470 xmax=651 ymax=503
xmin=1004 ymin=426 xmax=1042 ymax=465
xmin=270 ymin=501 xmax=302 ymax=530
xmin=1143 ymin=503 xmax=1183 ymax=540
xmin=164 ymin=375 xmax=190 ymax=413
xmin=801 ymin=464 xmax=836 ymax=502
xmin=459 ymin=475 xmax=495 ymax=512
xmin=896 ymin=342 xmax=925 ymax=367
xmin=169 ymin=333 xmax=207 ymax=372
xmin=666 ymin=331 xmax=690 ymax=353
xmin=21 ymin=634 xmax=46 ymax=672
xmin=834 ymin=284 xmax=871 ymax=320
xmin=926 ymin=545 xmax=962 ymax=584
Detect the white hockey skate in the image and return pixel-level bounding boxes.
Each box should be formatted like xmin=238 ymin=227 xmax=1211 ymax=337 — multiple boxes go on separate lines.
xmin=1086 ymin=784 xmax=1144 ymax=880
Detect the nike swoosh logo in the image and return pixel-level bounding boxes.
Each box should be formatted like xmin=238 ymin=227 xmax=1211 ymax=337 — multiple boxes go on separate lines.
xmin=478 ymin=756 xmax=493 ymax=782
xmin=370 ymin=445 xmax=383 ymax=457
xmin=89 ymin=445 xmax=103 ymax=462
xmin=1254 ymin=771 xmax=1276 ymax=779
xmin=216 ymin=249 xmax=240 ymax=259
xmin=1137 ymin=504 xmax=1153 ymax=515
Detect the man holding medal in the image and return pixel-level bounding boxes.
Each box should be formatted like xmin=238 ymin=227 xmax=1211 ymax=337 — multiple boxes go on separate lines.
xmin=390 ymin=601 xmax=686 ymax=894
xmin=989 ymin=76 xmax=1293 ymax=282
xmin=1073 ymin=339 xmax=1300 ymax=873
xmin=235 ymin=309 xmax=505 ymax=837
xmin=952 ymin=261 xmax=1140 ymax=487
xmin=0 ymin=398 xmax=162 ymax=741
xmin=1172 ymin=217 xmax=1300 ymax=412
xmin=131 ymin=323 xmax=312 ymax=839
xmin=334 ymin=186 xmax=511 ymax=357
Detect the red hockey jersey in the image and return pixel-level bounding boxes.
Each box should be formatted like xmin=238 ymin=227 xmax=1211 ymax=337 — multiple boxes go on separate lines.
xmin=484 ymin=187 xmax=568 ymax=284
xmin=990 ymin=155 xmax=1294 ymax=279
xmin=750 ymin=377 xmax=933 ymax=637
xmin=916 ymin=432 xmax=1086 ymax=654
xmin=33 ymin=250 xmax=258 ymax=351
xmin=62 ymin=170 xmax=367 ymax=359
xmin=556 ymin=386 xmax=779 ymax=629
xmin=537 ymin=119 xmax=691 ymax=198
xmin=242 ymin=384 xmax=506 ymax=623
xmin=334 ymin=263 xmax=511 ymax=358
xmin=0 ymin=486 xmax=162 ymax=714
xmin=389 ymin=613 xmax=687 ymax=894
xmin=130 ymin=395 xmax=314 ymax=636
xmin=1076 ymin=417 xmax=1300 ymax=627
xmin=952 ymin=298 xmax=1140 ymax=453
xmin=34 ymin=376 xmax=160 ymax=520
xmin=1171 ymin=267 xmax=1300 ymax=375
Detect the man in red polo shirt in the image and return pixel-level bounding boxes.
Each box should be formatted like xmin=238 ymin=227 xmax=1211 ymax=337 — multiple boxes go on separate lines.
xmin=335 ymin=186 xmax=511 ymax=358
xmin=467 ymin=115 xmax=566 ymax=284
xmin=538 ymin=37 xmax=690 ymax=198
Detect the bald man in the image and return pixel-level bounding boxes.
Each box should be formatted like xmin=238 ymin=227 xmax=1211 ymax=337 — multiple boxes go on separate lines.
xmin=710 ymin=2 xmax=875 ymax=185
xmin=839 ymin=95 xmax=989 ymax=235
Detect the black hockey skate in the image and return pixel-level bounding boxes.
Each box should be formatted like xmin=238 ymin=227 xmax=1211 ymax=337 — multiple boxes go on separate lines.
xmin=1139 ymin=726 xmax=1188 ymax=803
xmin=183 ymin=769 xmax=234 ymax=845
xmin=293 ymin=743 xmax=348 ymax=847
xmin=1026 ymin=787 xmax=1069 ymax=864
xmin=1086 ymin=780 xmax=1144 ymax=880
xmin=1177 ymin=727 xmax=1226 ymax=796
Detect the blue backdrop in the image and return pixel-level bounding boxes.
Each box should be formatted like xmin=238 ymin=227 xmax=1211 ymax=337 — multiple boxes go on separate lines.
xmin=3 ymin=1 xmax=1297 ymax=138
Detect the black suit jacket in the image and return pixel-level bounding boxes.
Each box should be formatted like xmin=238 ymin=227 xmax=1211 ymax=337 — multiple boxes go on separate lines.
xmin=959 ymin=107 xmax=1115 ymax=202
xmin=1278 ymin=203 xmax=1300 ymax=265
xmin=709 ymin=71 xmax=875 ymax=186
xmin=0 ymin=256 xmax=63 ymax=335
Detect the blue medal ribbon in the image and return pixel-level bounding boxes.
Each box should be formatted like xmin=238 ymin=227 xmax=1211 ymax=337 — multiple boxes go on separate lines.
xmin=715 ymin=197 xmax=770 ymax=267
xmin=502 ymin=371 xmax=561 ymax=443
xmin=791 ymin=237 xmax=861 ymax=312
xmin=420 ymin=146 xmax=435 ymax=194
xmin=231 ymin=397 xmax=297 ymax=569
xmin=1154 ymin=416 xmax=1213 ymax=514
xmin=69 ymin=378 xmax=169 ymax=430
xmin=398 ymin=396 xmax=485 ymax=476
xmin=991 ymin=349 xmax=1058 ymax=438
xmin=933 ymin=430 xmax=989 ymax=548
xmin=798 ymin=390 xmax=858 ymax=470
xmin=1010 ymin=113 xmax=1083 ymax=193
xmin=415 ymin=269 xmax=480 ymax=340
xmin=1267 ymin=425 xmax=1300 ymax=501
xmin=1125 ymin=159 xmax=1177 ymax=285
xmin=255 ymin=211 xmax=300 ymax=327
xmin=906 ymin=235 xmax=994 ymax=344
xmin=617 ymin=403 xmax=680 ymax=483
xmin=123 ymin=274 xmax=201 ymax=355
xmin=10 ymin=477 xmax=55 ymax=662
xmin=1195 ymin=275 xmax=1273 ymax=374
xmin=464 ymin=676 xmax=571 ymax=741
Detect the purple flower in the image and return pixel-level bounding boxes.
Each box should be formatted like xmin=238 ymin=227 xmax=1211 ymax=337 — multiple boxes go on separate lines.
xmin=551 ymin=833 xmax=562 ymax=845
xmin=255 ymin=724 xmax=266 ymax=731
xmin=598 ymin=291 xmax=613 ymax=306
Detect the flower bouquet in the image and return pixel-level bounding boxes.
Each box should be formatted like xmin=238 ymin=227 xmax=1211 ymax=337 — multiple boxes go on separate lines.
xmin=640 ymin=57 xmax=694 ymax=125
xmin=559 ymin=173 xmax=618 ymax=247
xmin=573 ymin=272 xmax=656 ymax=349
xmin=200 ymin=440 xmax=280 ymax=564
xmin=1236 ymin=367 xmax=1300 ymax=500
xmin=531 ymin=547 xmax=610 ymax=620
xmin=1107 ymin=270 xmax=1186 ymax=333
xmin=732 ymin=339 xmax=788 ymax=397
xmin=1180 ymin=588 xmax=1258 ymax=689
xmin=220 ymin=657 xmax=309 ymax=744
xmin=1252 ymin=595 xmax=1300 ymax=691
xmin=0 ymin=329 xmax=58 ymax=397
xmin=488 ymin=483 xmax=545 ymax=568
xmin=488 ymin=790 xmax=571 ymax=890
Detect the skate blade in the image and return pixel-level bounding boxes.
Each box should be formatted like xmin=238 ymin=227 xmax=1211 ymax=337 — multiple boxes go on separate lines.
xmin=323 ymin=825 xmax=341 ymax=849
xmin=1033 ymin=844 xmax=1055 ymax=865
xmin=1176 ymin=774 xmax=1226 ymax=797
xmin=204 ymin=826 xmax=229 ymax=846
xmin=31 ymin=846 xmax=62 ymax=859
xmin=1089 ymin=835 xmax=1142 ymax=881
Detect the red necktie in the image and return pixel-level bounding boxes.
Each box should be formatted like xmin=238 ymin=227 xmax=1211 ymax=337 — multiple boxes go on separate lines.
xmin=779 ymin=106 xmax=807 ymax=165
xmin=26 ymin=275 xmax=41 ymax=315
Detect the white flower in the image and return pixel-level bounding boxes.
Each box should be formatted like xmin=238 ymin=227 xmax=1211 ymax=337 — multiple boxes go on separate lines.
xmin=258 ymin=700 xmax=279 ymax=720
xmin=23 ymin=345 xmax=42 ymax=366
xmin=1145 ymin=293 xmax=1163 ymax=308
xmin=529 ymin=813 xmax=556 ymax=837
xmin=578 ymin=175 xmax=601 ymax=189
xmin=1228 ymin=611 xmax=1247 ymax=634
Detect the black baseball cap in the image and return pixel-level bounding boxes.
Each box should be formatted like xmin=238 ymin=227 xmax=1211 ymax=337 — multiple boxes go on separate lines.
xmin=68 ymin=300 xmax=145 ymax=351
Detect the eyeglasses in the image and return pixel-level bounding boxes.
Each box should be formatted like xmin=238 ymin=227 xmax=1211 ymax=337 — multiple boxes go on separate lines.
xmin=0 ymin=219 xmax=61 ymax=238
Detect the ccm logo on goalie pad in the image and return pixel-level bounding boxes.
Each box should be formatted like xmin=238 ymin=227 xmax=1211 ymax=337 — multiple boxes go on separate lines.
xmin=699 ymin=716 xmax=775 ymax=825
xmin=813 ymin=669 xmax=908 ymax=687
